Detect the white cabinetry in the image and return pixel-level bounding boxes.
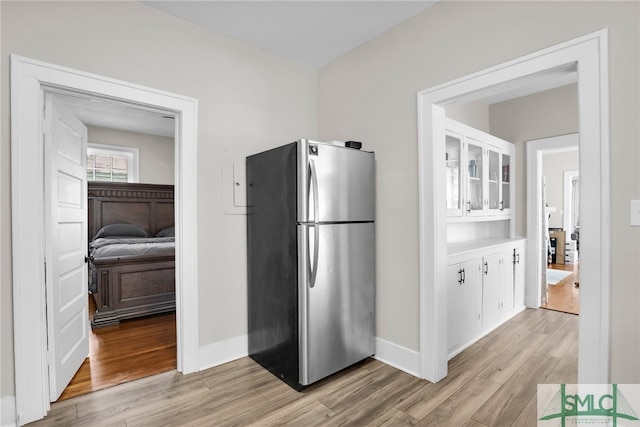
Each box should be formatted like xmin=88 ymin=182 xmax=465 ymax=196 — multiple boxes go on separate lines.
xmin=466 ymin=137 xmax=486 ymax=217
xmin=481 ymin=251 xmax=503 ymax=328
xmin=447 ymin=239 xmax=526 ymax=357
xmin=513 ymin=244 xmax=525 ymax=307
xmin=445 ymin=118 xmax=514 ymax=220
xmin=445 ymin=131 xmax=464 ymax=216
xmin=481 ymin=250 xmax=515 ymax=328
xmin=447 ymin=259 xmax=482 ymax=354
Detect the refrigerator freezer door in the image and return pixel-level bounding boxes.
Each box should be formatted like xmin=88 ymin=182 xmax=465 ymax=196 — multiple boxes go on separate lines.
xmin=298 ymin=222 xmax=375 ymax=386
xmin=298 ymin=140 xmax=375 ymax=223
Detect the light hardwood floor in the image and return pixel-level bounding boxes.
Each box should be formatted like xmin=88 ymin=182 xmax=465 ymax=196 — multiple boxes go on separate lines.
xmin=542 ymin=263 xmax=580 ymax=315
xmin=58 ymin=296 xmax=176 ymax=401
xmin=30 ymin=308 xmax=578 ymax=426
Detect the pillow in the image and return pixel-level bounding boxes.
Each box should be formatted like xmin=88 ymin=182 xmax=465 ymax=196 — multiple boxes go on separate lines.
xmin=155 ymin=226 xmax=175 ymax=237
xmin=93 ymin=223 xmax=148 ymax=240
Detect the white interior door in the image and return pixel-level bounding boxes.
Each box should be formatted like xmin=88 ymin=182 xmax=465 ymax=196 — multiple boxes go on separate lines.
xmin=44 ymin=94 xmax=90 ymax=401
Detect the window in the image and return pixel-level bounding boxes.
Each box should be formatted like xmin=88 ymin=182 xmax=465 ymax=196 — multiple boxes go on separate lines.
xmin=87 ymin=144 xmax=139 ymax=183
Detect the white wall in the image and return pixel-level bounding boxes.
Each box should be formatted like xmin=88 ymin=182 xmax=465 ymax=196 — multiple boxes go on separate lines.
xmin=542 ymin=150 xmax=579 ymax=229
xmin=1 ymin=1 xmax=317 ymax=399
xmin=317 ymin=1 xmax=639 ymax=382
xmin=87 ymin=126 xmax=175 ymax=185
xmin=445 ymin=100 xmax=490 ymax=134
xmin=490 ymin=84 xmax=579 ymax=237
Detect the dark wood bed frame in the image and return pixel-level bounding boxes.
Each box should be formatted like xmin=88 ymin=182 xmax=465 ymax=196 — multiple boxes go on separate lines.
xmin=88 ymin=182 xmax=175 ymax=328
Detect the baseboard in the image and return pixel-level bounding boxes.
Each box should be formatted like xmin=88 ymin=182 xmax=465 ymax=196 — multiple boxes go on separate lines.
xmin=198 ymin=334 xmax=248 ymax=371
xmin=373 ymin=337 xmax=421 ymax=378
xmin=1 ymin=396 xmax=16 ymax=427
xmin=198 ymin=334 xmax=422 ymax=379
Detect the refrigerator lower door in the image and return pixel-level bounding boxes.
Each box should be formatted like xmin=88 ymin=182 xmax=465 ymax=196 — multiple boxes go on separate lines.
xmin=298 ymin=222 xmax=375 ymax=386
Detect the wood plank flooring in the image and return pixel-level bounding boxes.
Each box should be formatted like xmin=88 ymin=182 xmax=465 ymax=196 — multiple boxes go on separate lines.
xmin=57 ymin=296 xmax=176 ymax=401
xmin=32 ymin=308 xmax=578 ymax=426
xmin=542 ymin=262 xmax=580 ymax=315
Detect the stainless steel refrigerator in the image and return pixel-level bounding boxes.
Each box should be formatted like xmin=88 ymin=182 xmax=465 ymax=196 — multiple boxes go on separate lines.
xmin=247 ymin=139 xmax=375 ymax=390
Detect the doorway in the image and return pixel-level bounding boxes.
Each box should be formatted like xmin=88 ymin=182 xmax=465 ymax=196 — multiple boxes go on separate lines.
xmin=529 ymin=137 xmax=580 ymax=315
xmin=11 ymin=55 xmax=199 ymax=425
xmin=417 ymin=30 xmax=610 ymax=385
xmin=48 ymin=92 xmax=179 ymax=400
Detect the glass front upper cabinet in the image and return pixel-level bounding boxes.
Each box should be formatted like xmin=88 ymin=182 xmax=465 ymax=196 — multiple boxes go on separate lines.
xmin=444 ymin=117 xmax=514 ymax=221
xmin=446 ymin=132 xmax=463 ymax=216
xmin=501 ymin=151 xmax=511 ymax=213
xmin=488 ymin=145 xmax=501 ymax=213
xmin=488 ymin=144 xmax=511 ymax=215
xmin=466 ymin=138 xmax=484 ymax=216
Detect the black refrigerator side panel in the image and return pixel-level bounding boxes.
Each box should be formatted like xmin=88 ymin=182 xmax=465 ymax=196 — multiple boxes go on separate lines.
xmin=246 ymin=142 xmax=301 ymax=390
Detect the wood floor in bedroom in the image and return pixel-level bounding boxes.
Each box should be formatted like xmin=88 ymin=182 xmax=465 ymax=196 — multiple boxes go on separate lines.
xmin=57 ymin=296 xmax=177 ymax=401
xmin=35 ymin=308 xmax=578 ymax=426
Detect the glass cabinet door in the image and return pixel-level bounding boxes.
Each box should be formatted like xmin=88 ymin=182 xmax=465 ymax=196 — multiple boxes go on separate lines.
xmin=446 ymin=132 xmax=463 ymax=216
xmin=501 ymin=151 xmax=511 ymax=213
xmin=466 ymin=139 xmax=484 ymax=215
xmin=487 ymin=145 xmax=501 ymax=214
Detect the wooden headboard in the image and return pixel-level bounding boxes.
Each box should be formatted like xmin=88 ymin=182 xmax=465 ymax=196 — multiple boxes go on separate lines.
xmin=88 ymin=182 xmax=175 ymax=240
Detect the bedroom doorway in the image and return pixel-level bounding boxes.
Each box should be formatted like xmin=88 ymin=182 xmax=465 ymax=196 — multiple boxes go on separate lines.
xmin=48 ymin=93 xmax=179 ymax=401
xmin=11 ymin=55 xmax=199 ymax=425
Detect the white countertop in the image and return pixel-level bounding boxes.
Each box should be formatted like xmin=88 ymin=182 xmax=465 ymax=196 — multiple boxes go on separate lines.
xmin=448 ymin=237 xmax=526 ymax=259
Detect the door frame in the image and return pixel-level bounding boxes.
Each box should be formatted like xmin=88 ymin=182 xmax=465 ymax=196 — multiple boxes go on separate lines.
xmin=11 ymin=55 xmax=199 ymax=425
xmin=417 ymin=30 xmax=609 ymax=383
xmin=526 ymin=134 xmax=579 ymax=309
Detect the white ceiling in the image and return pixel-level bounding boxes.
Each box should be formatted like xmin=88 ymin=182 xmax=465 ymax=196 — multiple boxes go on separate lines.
xmin=144 ymin=1 xmax=439 ymax=68
xmin=55 ymin=92 xmax=176 ymax=138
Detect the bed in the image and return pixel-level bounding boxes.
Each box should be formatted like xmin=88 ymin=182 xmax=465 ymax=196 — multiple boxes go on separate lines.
xmin=88 ymin=182 xmax=176 ymax=328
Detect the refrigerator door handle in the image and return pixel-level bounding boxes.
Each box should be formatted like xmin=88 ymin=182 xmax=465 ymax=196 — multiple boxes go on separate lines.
xmin=309 ymin=159 xmax=319 ymax=222
xmin=309 ymin=224 xmax=319 ymax=288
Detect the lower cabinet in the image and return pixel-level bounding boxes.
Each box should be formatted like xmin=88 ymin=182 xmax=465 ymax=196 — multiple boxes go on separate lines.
xmin=447 ymin=240 xmax=526 ymax=357
xmin=482 ymin=250 xmax=514 ymax=328
xmin=447 ymin=259 xmax=482 ymax=354
xmin=514 ymin=245 xmax=525 ymax=307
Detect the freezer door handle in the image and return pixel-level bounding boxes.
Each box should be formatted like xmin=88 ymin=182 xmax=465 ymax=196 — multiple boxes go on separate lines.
xmin=309 ymin=159 xmax=319 ymax=222
xmin=308 ymin=224 xmax=319 ymax=288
